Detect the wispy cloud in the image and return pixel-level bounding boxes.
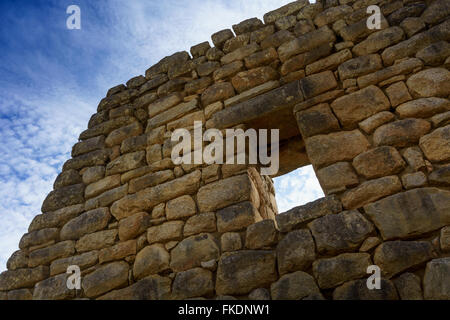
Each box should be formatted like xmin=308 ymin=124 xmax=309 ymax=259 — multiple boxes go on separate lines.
xmin=0 ymin=0 xmax=322 ymax=272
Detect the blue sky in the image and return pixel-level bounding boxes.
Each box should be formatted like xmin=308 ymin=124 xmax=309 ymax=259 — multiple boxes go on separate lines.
xmin=0 ymin=0 xmax=323 ymax=271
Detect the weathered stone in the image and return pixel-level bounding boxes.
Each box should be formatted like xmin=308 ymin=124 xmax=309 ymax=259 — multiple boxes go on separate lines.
xmin=313 ymin=253 xmax=371 ymax=289
xmin=19 ymin=228 xmax=59 ymax=250
xmin=118 ymin=212 xmax=151 ymax=241
xmin=216 ymin=201 xmax=257 ymax=233
xmin=263 ymin=0 xmax=309 ymax=24
xmin=393 ymin=272 xmax=423 ymax=300
xmin=60 ymin=207 xmax=110 ymax=240
xmin=260 ymin=30 xmax=295 ymax=50
xmin=213 ymin=61 xmax=244 ymax=81
xmin=75 ymin=229 xmax=117 ymax=253
xmin=423 ymin=258 xmax=450 ymax=300
xmin=278 ymin=26 xmax=336 ymax=62
xmin=84 ymin=184 xmax=128 ymax=211
xmin=373 ymin=119 xmax=431 ymax=148
xmin=277 ymin=229 xmax=316 ymax=275
xmin=72 ymin=136 xmax=105 ymax=157
xmin=221 ymin=232 xmax=242 ymax=252
xmin=80 ymin=116 xmax=137 ymax=140
xmin=50 ymin=251 xmax=98 ymax=276
xmin=232 ymin=17 xmax=263 ymax=36
xmin=429 ymin=165 xmax=450 ymax=187
xmin=0 ymin=266 xmax=49 ymax=291
xmin=148 ymin=98 xmax=199 ymax=130
xmin=353 ymin=146 xmax=406 ymax=179
xmin=98 ymin=275 xmax=171 ymax=300
xmin=129 ymin=170 xmax=174 ymax=194
xmin=170 ymin=233 xmax=220 ymax=272
xmin=85 ymin=174 xmax=121 ymax=199
xmin=294 ymin=19 xmax=315 ymax=37
xmin=300 ymin=71 xmax=337 ymax=99
xmin=99 ymin=240 xmax=136 ymax=264
xmin=111 ymin=170 xmax=201 ymax=220
xmin=358 ymin=111 xmax=395 ymax=134
xmin=296 ymin=103 xmax=340 ymax=138
xmin=441 ymin=226 xmax=450 ymax=252
xmin=185 ymin=77 xmax=212 ymax=95
xmin=397 ymin=98 xmax=450 ymax=119
xmin=314 ymin=5 xmax=353 ymax=27
xmin=190 ymin=41 xmax=211 ymax=59
xmin=245 ymin=220 xmax=277 ymax=249
xmin=28 ymin=240 xmax=75 ymax=267
xmin=172 ymin=268 xmax=214 ymax=299
xmin=331 ymin=85 xmax=390 ymax=129
xmin=33 ymin=273 xmax=74 ymax=300
xmin=357 ymin=58 xmax=423 ymax=88
xmin=342 ymin=175 xmax=402 ymax=209
xmin=201 ymin=82 xmax=235 ymax=106
xmin=271 ymin=271 xmax=320 ymax=300
xmin=54 ymin=169 xmax=82 ymax=189
xmin=364 ymin=188 xmax=450 ymax=240
xmin=430 ymin=110 xmax=450 ymax=127
xmin=209 ymin=80 xmax=303 ymax=129
xmin=82 ymin=166 xmax=105 ymax=185
xmin=305 ymin=49 xmax=352 ymax=75
xmin=105 ymin=151 xmax=145 ymax=175
xmin=211 ymin=29 xmax=234 ymax=49
xmin=407 ymin=68 xmax=450 ymax=98
xmin=147 ymin=221 xmax=184 ymax=244
xmin=223 ymin=34 xmax=250 ymax=54
xmin=400 ymin=17 xmax=425 ymax=38
xmin=220 ymin=43 xmax=260 ymax=65
xmin=249 ymin=25 xmax=275 ymax=44
xmin=197 ymin=174 xmax=255 ymax=213
xmin=338 ymin=54 xmax=383 ymax=81
xmin=205 ymin=47 xmax=224 ymax=61
xmin=231 ymin=66 xmax=278 ymax=93
xmin=308 ymin=210 xmax=374 ymax=254
xmin=402 ymin=171 xmax=427 ymax=189
xmin=276 ymin=195 xmax=342 ymax=233
xmin=275 ymin=15 xmax=297 ymax=31
xmin=6 ymin=251 xmax=28 ymax=271
xmin=7 ymin=288 xmax=33 ymax=300
xmin=41 ymin=184 xmax=84 ymax=213
xmin=244 ymin=48 xmax=278 ymax=69
xmin=166 ymin=195 xmax=196 ymax=220
xmin=420 ymin=0 xmax=450 ymax=24
xmin=317 ymin=162 xmax=359 ymax=194
xmin=248 ymin=288 xmax=271 ymax=300
xmin=382 ymin=20 xmax=450 ymax=65
xmin=82 ymin=261 xmax=129 ymax=298
xmin=105 ymin=122 xmax=142 ymax=147
xmin=388 ymin=3 xmax=426 ymax=25
xmin=305 ymin=130 xmax=370 ymax=168
xmin=416 ymin=41 xmax=450 ymax=66
xmin=133 ymin=244 xmax=169 ymax=280
xmin=419 ymin=125 xmax=450 ymax=162
xmin=216 ymin=250 xmax=277 ymax=295
xmin=374 ymin=241 xmax=435 ymax=278
xmin=333 ymin=279 xmax=399 ymax=300
xmin=29 ymin=204 xmax=84 ymax=232
xmin=281 ymin=43 xmax=333 ymax=76
xmin=183 ymin=213 xmax=216 ymax=236
xmin=359 ymin=236 xmax=382 ymax=252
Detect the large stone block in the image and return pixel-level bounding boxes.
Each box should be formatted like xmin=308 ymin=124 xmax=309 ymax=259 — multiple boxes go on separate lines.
xmin=374 ymin=241 xmax=435 ymax=278
xmin=295 ymin=103 xmax=340 ymax=138
xmin=183 ymin=212 xmax=217 ymax=237
xmin=75 ymin=229 xmax=117 ymax=253
xmin=111 ymin=170 xmax=201 ymax=220
xmin=317 ymin=162 xmax=359 ymax=194
xmin=166 ymin=195 xmax=197 ymax=221
xmin=170 ymin=233 xmax=220 ymax=272
xmin=305 ymin=130 xmax=370 ymax=168
xmin=105 ymin=151 xmax=146 ymax=175
xmin=133 ymin=244 xmax=170 ymax=280
xmin=393 ymin=273 xmax=423 ymax=300
xmin=299 ymin=70 xmax=337 ymax=99
xmin=85 ymin=174 xmax=121 ymax=199
xmin=28 ymin=240 xmax=75 ymax=268
xmin=216 ymin=250 xmax=277 ymax=295
xmin=276 ymin=195 xmax=342 ymax=232
xmin=0 ymin=266 xmax=49 ymax=291
xmin=333 ymin=279 xmax=399 ymax=300
xmin=423 ymin=258 xmax=450 ymax=300
xmin=352 ymin=146 xmax=406 ymax=179
xmin=147 ymin=221 xmax=184 ymax=244
xmin=373 ymin=119 xmax=431 ymax=148
xmin=118 ymin=212 xmax=151 ymax=241
xmin=308 ymin=210 xmax=374 ymax=254
xmin=105 ymin=122 xmax=143 ymax=148
xmin=276 ymin=229 xmax=316 ymax=275
xmin=270 ymin=271 xmax=320 ymax=300
xmin=60 ymin=207 xmax=110 ymax=240
xmin=231 ymin=66 xmax=278 ymax=93
xmin=406 ymin=68 xmax=450 ymax=98
xmin=245 ymin=220 xmax=277 ymax=249
xmin=216 ymin=201 xmax=258 ymax=233
xmin=364 ymin=188 xmax=450 ymax=240
xmin=41 ymin=184 xmax=85 ymax=213
xmin=99 ymin=240 xmax=136 ymax=264
xmin=98 ymin=275 xmax=171 ymax=300
xmin=330 ymin=85 xmax=390 ymax=129
xmin=313 ymin=253 xmax=371 ymax=289
xmin=352 ymin=27 xmax=404 ymax=56
xmin=341 ymin=175 xmax=402 ymax=210
xmin=33 ymin=273 xmax=74 ymax=300
xmin=338 ymin=54 xmax=383 ymax=80
xmin=82 ymin=261 xmax=129 ymax=298
xmin=419 ymin=125 xmax=450 ymax=162
xmin=197 ymin=174 xmax=255 ymax=213
xmin=50 ymin=251 xmax=98 ymax=276
xmin=263 ymin=0 xmax=309 ymax=24
xmin=19 ymin=228 xmax=59 ymax=250
xmin=397 ymin=98 xmax=450 ymax=119
xmin=172 ymin=268 xmax=214 ymax=299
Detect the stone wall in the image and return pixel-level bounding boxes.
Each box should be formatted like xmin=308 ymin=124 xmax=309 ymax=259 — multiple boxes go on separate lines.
xmin=1 ymin=0 xmax=450 ymax=300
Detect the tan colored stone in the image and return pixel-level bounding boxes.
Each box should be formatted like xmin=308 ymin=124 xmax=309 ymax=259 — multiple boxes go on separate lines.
xmin=213 ymin=61 xmax=244 ymax=81
xmin=147 ymin=99 xmax=199 ymax=130
xmin=314 ymin=5 xmax=353 ymax=27
xmin=406 ymin=68 xmax=450 ymax=98
xmin=105 ymin=122 xmax=143 ymax=147
xmin=28 ymin=241 xmax=75 ymax=268
xmin=220 ymin=43 xmax=260 ymax=65
xmin=50 ymin=251 xmax=98 ymax=276
xmin=221 ymin=232 xmax=242 ymax=252
xmin=317 ymin=162 xmax=359 ymax=194
xmin=72 ymin=136 xmax=105 ymax=157
xmin=397 ymin=98 xmax=450 ymax=119
xmin=295 ymin=103 xmax=340 ymax=138
xmin=364 ymin=188 xmax=450 ymax=240
xmin=300 ymin=70 xmax=337 ymax=99
xmin=305 ymin=49 xmax=352 ymax=75
xmin=6 ymin=251 xmax=28 ymax=271
xmin=129 ymin=170 xmax=174 ymax=194
xmin=33 ymin=273 xmax=74 ymax=300
xmin=166 ymin=195 xmax=196 ymax=220
xmin=373 ymin=119 xmax=431 ymax=148
xmin=19 ymin=228 xmax=59 ymax=250
xmin=333 ymin=278 xmax=398 ymax=300
xmin=172 ymin=268 xmax=214 ymax=299
xmin=75 ymin=229 xmax=117 ymax=253
xmin=419 ymin=125 xmax=450 ymax=162
xmin=244 ymin=48 xmax=278 ymax=69
xmin=352 ymin=27 xmax=404 ymax=57
xmin=277 ymin=229 xmax=315 ymax=275
xmin=41 ymin=184 xmax=85 ymax=213
xmin=85 ymin=174 xmax=120 ymax=199
xmin=353 ymin=146 xmax=406 ymax=179
xmin=60 ymin=207 xmax=110 ymax=241
xmin=216 ymin=250 xmax=277 ymax=295
xmin=170 ymin=233 xmax=220 ymax=272
xmin=338 ymin=54 xmax=383 ymax=80
xmin=133 ymin=244 xmax=169 ymax=280
xmin=201 ymin=82 xmax=235 ymax=106
xmin=99 ymin=240 xmax=136 ymax=264
xmin=423 ymin=258 xmax=450 ymax=300
xmin=183 ymin=213 xmax=216 ymax=237
xmin=245 ymin=220 xmax=277 ymax=249
xmin=401 ymin=172 xmax=427 ymax=189
xmin=263 ymin=0 xmax=309 ymax=24
xmin=216 ymin=201 xmax=258 ymax=233
xmin=271 ymin=271 xmax=320 ymax=300
xmin=82 ymin=261 xmax=129 ymax=298
xmin=260 ymin=30 xmax=295 ymax=50
xmin=118 ymin=212 xmax=151 ymax=241
xmin=147 ymin=221 xmax=183 ymax=244
xmin=231 ymin=66 xmax=278 ymax=93
xmin=84 ymin=184 xmax=128 ymax=211
xmin=358 ymin=111 xmax=395 ymax=134
xmin=82 ymin=166 xmax=105 ymax=185
xmin=393 ymin=272 xmax=423 ymax=300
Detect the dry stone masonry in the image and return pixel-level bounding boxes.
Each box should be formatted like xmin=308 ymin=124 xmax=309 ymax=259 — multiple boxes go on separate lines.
xmin=1 ymin=0 xmax=450 ymax=300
